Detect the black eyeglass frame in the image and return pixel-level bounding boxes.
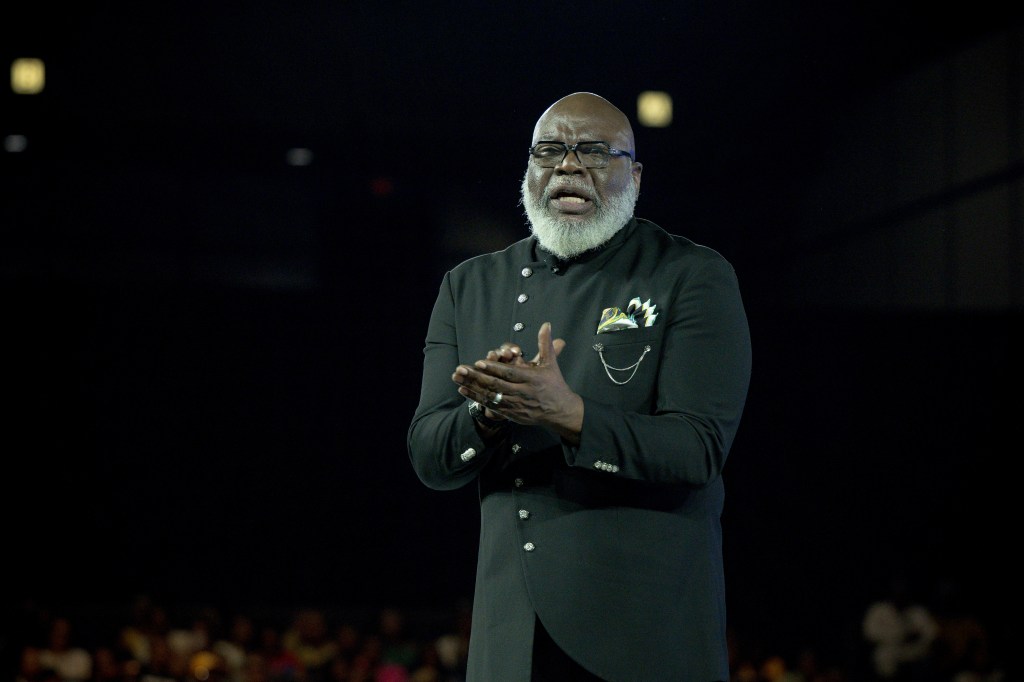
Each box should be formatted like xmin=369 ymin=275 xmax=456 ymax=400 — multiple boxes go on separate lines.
xmin=528 ymin=140 xmax=635 ymax=168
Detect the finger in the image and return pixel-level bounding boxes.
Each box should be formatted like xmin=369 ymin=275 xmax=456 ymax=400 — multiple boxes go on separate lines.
xmin=457 ymin=385 xmax=490 ymax=404
xmin=454 ymin=365 xmax=511 ymax=399
xmin=487 ymin=344 xmax=523 ymax=363
xmin=535 ymin=322 xmax=557 ymax=366
xmin=526 ymin=339 xmax=562 ymax=365
xmin=455 ymin=378 xmax=497 ymax=404
xmin=453 ymin=366 xmax=491 ymax=394
xmin=500 ymin=343 xmax=523 ymax=359
xmin=459 ymin=382 xmax=508 ymax=411
xmin=473 ymin=359 xmax=521 ymax=382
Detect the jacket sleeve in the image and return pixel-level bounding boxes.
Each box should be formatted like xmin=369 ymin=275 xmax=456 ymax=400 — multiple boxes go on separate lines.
xmin=407 ymin=270 xmax=495 ymax=490
xmin=565 ymin=255 xmax=752 ymax=487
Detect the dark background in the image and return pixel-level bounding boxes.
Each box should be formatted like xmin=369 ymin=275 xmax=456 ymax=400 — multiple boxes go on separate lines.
xmin=3 ymin=0 xmax=1021 ymax=670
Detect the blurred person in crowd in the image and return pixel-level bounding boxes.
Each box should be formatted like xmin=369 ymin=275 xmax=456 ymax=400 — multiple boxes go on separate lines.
xmin=332 ymin=623 xmax=362 ymax=666
xmin=137 ymin=633 xmax=185 ymax=682
xmin=432 ymin=601 xmax=470 ymax=681
xmin=17 ymin=646 xmax=60 ymax=682
xmin=38 ymin=617 xmax=92 ymax=682
xmin=89 ymin=646 xmax=125 ymax=682
xmin=118 ymin=597 xmax=170 ymax=669
xmin=213 ymin=613 xmax=257 ymax=682
xmin=408 ymin=91 xmax=752 ymax=680
xmin=243 ymin=651 xmax=271 ymax=682
xmin=375 ymin=608 xmax=418 ymax=673
xmin=255 ymin=623 xmax=304 ymax=682
xmin=166 ymin=607 xmax=218 ymax=664
xmin=862 ymin=572 xmax=939 ymax=680
xmin=347 ymin=633 xmax=383 ymax=682
xmin=281 ymin=609 xmax=337 ymax=682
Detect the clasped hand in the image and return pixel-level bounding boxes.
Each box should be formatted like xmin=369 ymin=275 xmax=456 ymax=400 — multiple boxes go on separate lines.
xmin=452 ymin=322 xmax=584 ymax=442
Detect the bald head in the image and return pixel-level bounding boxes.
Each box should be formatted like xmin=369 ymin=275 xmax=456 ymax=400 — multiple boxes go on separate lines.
xmin=532 ymin=92 xmax=636 ymax=156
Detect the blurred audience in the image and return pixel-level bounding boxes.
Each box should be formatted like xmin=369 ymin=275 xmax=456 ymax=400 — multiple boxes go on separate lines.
xmin=9 ymin=572 xmax=1010 ymax=682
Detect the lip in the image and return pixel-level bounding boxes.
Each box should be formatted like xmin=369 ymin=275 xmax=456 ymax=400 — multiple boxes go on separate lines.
xmin=546 ymin=183 xmax=596 ymax=215
xmin=548 ymin=197 xmax=593 ymax=215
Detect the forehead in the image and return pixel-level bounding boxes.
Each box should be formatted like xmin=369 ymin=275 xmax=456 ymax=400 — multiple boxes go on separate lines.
xmin=532 ymin=108 xmax=631 ymax=146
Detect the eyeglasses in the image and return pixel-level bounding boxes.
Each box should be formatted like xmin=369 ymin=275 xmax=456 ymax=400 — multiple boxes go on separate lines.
xmin=528 ymin=141 xmax=634 ymax=168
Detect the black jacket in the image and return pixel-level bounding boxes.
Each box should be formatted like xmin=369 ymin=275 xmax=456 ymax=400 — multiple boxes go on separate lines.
xmin=408 ymin=218 xmax=752 ymax=682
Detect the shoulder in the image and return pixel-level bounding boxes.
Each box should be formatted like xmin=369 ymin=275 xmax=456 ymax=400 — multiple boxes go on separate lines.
xmin=631 ymin=218 xmax=736 ymax=271
xmin=448 ymin=236 xmax=534 ymax=279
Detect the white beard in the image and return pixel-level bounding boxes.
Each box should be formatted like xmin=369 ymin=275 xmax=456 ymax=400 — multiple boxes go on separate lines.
xmin=520 ymin=172 xmax=639 ymax=259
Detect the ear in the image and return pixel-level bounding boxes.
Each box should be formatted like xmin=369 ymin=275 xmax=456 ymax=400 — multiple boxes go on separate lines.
xmin=631 ymin=162 xmax=643 ymax=190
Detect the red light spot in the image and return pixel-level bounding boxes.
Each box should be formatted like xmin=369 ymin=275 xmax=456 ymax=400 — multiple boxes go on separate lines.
xmin=370 ymin=177 xmax=394 ymax=197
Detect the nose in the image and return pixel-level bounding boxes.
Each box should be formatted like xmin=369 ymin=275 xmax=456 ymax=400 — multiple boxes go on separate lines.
xmin=554 ymin=145 xmax=586 ymax=174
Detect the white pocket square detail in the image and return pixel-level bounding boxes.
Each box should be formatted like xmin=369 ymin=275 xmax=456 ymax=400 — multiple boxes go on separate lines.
xmin=597 ymin=297 xmax=657 ymax=334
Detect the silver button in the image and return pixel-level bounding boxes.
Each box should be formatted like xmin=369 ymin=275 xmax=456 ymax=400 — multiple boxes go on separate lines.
xmin=523 ymin=542 xmax=535 ymax=552
xmin=513 ymin=322 xmax=524 ymax=332
xmin=518 ymin=509 xmax=530 ymax=519
xmin=460 ymin=447 xmax=476 ymax=462
xmin=521 ymin=267 xmax=533 ymax=277
xmin=512 ymin=443 xmax=521 ymax=453
xmin=517 ymin=293 xmax=529 ymax=303
xmin=514 ymin=477 xmax=524 ymax=488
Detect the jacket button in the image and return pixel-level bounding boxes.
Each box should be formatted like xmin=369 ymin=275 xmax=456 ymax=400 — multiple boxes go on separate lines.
xmin=513 ymin=322 xmax=524 ymax=332
xmin=514 ymin=478 xmax=524 ymax=488
xmin=518 ymin=293 xmax=529 ymax=303
xmin=523 ymin=542 xmax=535 ymax=552
xmin=521 ymin=267 xmax=533 ymax=277
xmin=460 ymin=447 xmax=476 ymax=462
xmin=518 ymin=509 xmax=530 ymax=519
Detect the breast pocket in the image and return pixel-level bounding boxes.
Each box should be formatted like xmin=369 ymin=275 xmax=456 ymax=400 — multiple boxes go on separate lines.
xmin=578 ymin=327 xmax=661 ymax=410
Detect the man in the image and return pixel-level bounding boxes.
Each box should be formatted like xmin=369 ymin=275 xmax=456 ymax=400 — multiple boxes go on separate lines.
xmin=407 ymin=92 xmax=752 ymax=681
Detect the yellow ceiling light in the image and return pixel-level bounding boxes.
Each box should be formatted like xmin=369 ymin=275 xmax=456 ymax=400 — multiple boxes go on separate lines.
xmin=637 ymin=91 xmax=672 ymax=128
xmin=11 ymin=58 xmax=45 ymax=94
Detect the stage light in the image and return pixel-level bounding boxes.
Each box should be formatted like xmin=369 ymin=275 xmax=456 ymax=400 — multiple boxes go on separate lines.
xmin=286 ymin=147 xmax=313 ymax=166
xmin=4 ymin=134 xmax=28 ymax=153
xmin=11 ymin=58 xmax=45 ymax=94
xmin=637 ymin=91 xmax=672 ymax=127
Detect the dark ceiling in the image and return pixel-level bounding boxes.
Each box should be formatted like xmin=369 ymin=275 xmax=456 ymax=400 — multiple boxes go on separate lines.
xmin=4 ymin=1 xmax=1022 ymax=285
xmin=6 ymin=2 xmax=1022 ymax=176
